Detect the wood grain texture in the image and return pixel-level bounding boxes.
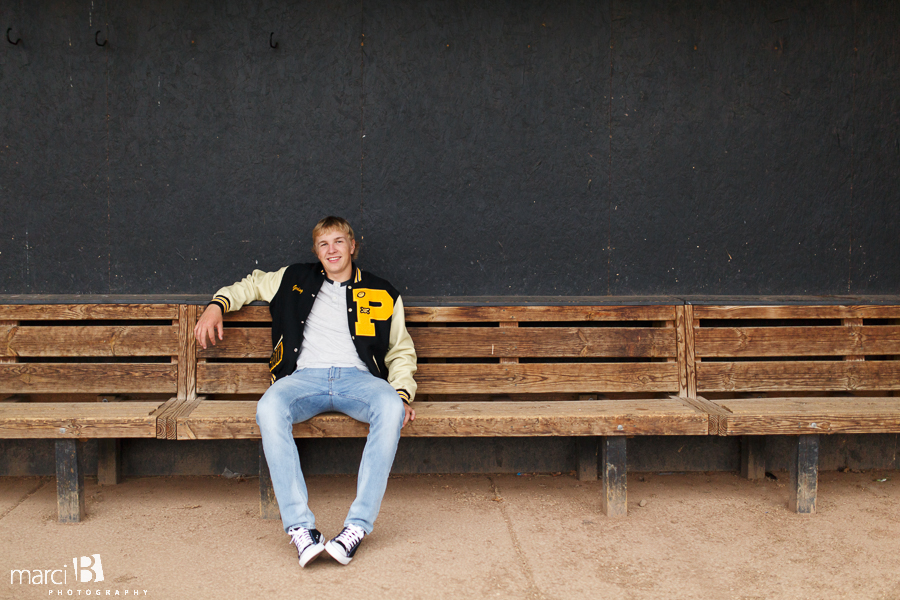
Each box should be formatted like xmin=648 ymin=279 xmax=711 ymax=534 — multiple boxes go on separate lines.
xmin=843 ymin=318 xmax=865 ymax=362
xmin=197 ymin=362 xmax=681 ymax=395
xmin=178 ymin=304 xmax=199 ymax=399
xmin=697 ymin=361 xmax=900 ymax=393
xmin=55 ymin=439 xmax=85 ymax=523
xmin=601 ymin=437 xmax=627 ymax=518
xmin=151 ymin=398 xmax=182 ymax=439
xmin=695 ymin=326 xmax=900 ymax=357
xmin=676 ymin=305 xmax=697 ymax=398
xmin=176 ymin=399 xmax=708 ymax=440
xmin=0 ymin=364 xmax=177 ymax=394
xmin=222 ymin=306 xmax=271 ymax=322
xmin=404 ymin=305 xmax=677 ymax=322
xmin=0 ymin=402 xmax=163 ymax=438
xmin=199 ymin=326 xmax=677 ymax=359
xmin=789 ymin=435 xmax=818 ymax=514
xmin=710 ymin=397 xmax=900 ymax=435
xmin=498 ymin=321 xmax=519 ymax=364
xmin=693 ymin=305 xmax=900 ymax=320
xmin=1 ymin=325 xmax=179 ymax=357
xmin=0 ymin=304 xmax=178 ymax=320
xmin=677 ymin=395 xmax=731 ymax=435
xmin=221 ymin=304 xmax=679 ymax=323
xmin=0 ymin=321 xmax=15 ymax=364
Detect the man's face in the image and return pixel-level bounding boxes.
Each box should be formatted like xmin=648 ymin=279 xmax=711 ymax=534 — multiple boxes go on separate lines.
xmin=314 ymin=228 xmax=356 ymax=281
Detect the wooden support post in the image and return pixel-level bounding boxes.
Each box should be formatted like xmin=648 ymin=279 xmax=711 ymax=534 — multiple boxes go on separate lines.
xmin=788 ymin=434 xmax=818 ymax=515
xmin=97 ymin=395 xmax=122 ymax=485
xmin=741 ymin=435 xmax=766 ymax=480
xmin=1 ymin=321 xmax=19 ymax=402
xmin=97 ymin=440 xmax=122 ymax=486
xmin=576 ymin=437 xmax=599 ymax=481
xmin=177 ymin=304 xmax=199 ymax=400
xmin=0 ymin=320 xmax=16 ymax=365
xmin=675 ymin=305 xmax=697 ymax=399
xmin=601 ymin=436 xmax=627 ymax=518
xmin=259 ymin=441 xmax=280 ymax=520
xmin=56 ymin=439 xmax=86 ymax=523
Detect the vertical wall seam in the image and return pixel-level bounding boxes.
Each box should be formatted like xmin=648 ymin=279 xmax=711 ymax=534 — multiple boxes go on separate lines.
xmin=848 ymin=0 xmax=856 ymax=293
xmin=606 ymin=1 xmax=614 ymax=296
xmin=359 ymin=0 xmax=366 ymax=225
xmin=105 ymin=3 xmax=111 ymax=293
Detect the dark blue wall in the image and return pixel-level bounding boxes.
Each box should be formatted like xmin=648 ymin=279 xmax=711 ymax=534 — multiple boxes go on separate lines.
xmin=1 ymin=0 xmax=897 ymax=296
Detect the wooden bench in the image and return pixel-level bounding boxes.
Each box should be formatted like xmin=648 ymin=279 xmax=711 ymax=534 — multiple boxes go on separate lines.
xmin=685 ymin=302 xmax=900 ymax=513
xmin=178 ymin=301 xmax=709 ymax=518
xmin=0 ymin=300 xmax=200 ymax=522
xmin=6 ymin=297 xmax=897 ymax=521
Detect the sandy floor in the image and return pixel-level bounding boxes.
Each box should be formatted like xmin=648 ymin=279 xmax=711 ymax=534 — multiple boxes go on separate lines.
xmin=2 ymin=471 xmax=899 ymax=600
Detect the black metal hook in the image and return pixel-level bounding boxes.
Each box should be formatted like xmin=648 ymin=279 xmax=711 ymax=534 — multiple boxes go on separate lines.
xmin=269 ymin=32 xmax=278 ymax=49
xmin=7 ymin=27 xmax=21 ymax=45
xmin=95 ymin=30 xmax=107 ymax=47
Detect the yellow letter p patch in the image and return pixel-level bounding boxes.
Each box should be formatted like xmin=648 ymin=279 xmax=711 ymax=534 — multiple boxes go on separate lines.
xmin=353 ymin=289 xmax=394 ymax=336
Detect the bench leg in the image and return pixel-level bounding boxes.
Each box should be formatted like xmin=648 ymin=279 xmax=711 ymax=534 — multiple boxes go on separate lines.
xmin=56 ymin=440 xmax=86 ymax=523
xmin=789 ymin=434 xmax=818 ymax=514
xmin=576 ymin=437 xmax=599 ymax=481
xmin=741 ymin=435 xmax=766 ymax=480
xmin=259 ymin=441 xmax=280 ymax=520
xmin=97 ymin=439 xmax=122 ymax=486
xmin=601 ymin=437 xmax=627 ymax=518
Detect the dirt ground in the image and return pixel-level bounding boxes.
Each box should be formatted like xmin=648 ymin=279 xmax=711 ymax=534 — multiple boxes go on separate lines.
xmin=2 ymin=470 xmax=899 ymax=600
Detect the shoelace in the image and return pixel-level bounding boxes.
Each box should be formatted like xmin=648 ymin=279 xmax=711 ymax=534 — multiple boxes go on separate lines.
xmin=333 ymin=525 xmax=365 ymax=551
xmin=289 ymin=527 xmax=314 ymax=549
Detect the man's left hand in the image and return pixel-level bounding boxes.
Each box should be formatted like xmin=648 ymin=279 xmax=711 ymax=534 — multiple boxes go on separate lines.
xmin=402 ymin=403 xmax=416 ymax=428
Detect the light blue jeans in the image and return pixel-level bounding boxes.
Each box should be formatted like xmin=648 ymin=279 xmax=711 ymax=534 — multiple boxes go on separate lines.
xmin=255 ymin=367 xmax=405 ymax=535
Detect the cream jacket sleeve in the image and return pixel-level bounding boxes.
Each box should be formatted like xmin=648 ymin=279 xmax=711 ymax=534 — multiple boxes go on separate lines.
xmin=211 ymin=267 xmax=288 ymax=312
xmin=384 ymin=295 xmax=418 ymax=402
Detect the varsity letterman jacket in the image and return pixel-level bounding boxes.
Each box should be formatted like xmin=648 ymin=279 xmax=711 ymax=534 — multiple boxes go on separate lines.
xmin=209 ymin=262 xmax=417 ymax=403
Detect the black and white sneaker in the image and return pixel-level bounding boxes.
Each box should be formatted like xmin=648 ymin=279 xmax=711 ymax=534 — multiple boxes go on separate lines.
xmin=325 ymin=524 xmax=366 ymax=565
xmin=288 ymin=526 xmax=325 ymax=567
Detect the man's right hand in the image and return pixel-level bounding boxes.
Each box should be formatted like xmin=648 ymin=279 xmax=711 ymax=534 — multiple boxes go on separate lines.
xmin=194 ymin=304 xmax=224 ymax=349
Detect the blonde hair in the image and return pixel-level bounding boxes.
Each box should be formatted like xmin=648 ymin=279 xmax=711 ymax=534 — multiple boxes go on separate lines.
xmin=311 ymin=216 xmax=359 ymax=260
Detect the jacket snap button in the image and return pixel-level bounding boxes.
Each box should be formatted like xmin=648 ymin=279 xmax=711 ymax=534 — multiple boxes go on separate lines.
xmin=348 ymin=308 xmax=352 ymax=312
xmin=294 ymin=348 xmax=298 ymax=352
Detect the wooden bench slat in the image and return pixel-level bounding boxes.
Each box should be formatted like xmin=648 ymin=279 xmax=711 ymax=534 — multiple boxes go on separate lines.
xmin=196 ymin=362 xmax=680 ymax=395
xmin=710 ymin=398 xmax=900 ymax=435
xmin=221 ymin=305 xmax=678 ymax=323
xmin=693 ymin=305 xmax=900 ymax=320
xmin=0 ymin=364 xmax=177 ymax=394
xmin=695 ymin=326 xmax=900 ymax=357
xmin=200 ymin=327 xmax=677 ymax=359
xmin=404 ymin=305 xmax=677 ymax=322
xmin=176 ymin=399 xmax=707 ymax=440
xmin=697 ymin=361 xmax=900 ymax=392
xmin=0 ymin=401 xmax=164 ymax=438
xmin=0 ymin=304 xmax=178 ymax=320
xmin=2 ymin=325 xmax=179 ymax=357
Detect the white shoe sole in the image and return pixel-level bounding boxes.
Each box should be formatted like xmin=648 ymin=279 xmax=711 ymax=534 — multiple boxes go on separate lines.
xmin=325 ymin=540 xmax=353 ymax=565
xmin=299 ymin=542 xmax=325 ymax=567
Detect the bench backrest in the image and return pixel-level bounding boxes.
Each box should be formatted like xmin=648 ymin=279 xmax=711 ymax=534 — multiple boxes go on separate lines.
xmin=690 ymin=304 xmax=900 ymax=396
xmin=0 ymin=303 xmax=193 ymax=399
xmin=197 ymin=304 xmax=688 ymax=399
